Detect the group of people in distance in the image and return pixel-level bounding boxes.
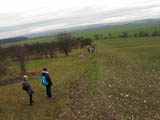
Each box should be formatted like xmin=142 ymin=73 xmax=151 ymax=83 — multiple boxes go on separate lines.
xmin=88 ymin=45 xmax=95 ymax=53
xmin=22 ymin=67 xmax=53 ymax=106
xmin=79 ymin=45 xmax=95 ymax=62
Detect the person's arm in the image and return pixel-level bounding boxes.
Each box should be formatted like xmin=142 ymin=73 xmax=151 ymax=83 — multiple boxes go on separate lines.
xmin=22 ymin=81 xmax=29 ymax=90
xmin=46 ymin=74 xmax=52 ymax=86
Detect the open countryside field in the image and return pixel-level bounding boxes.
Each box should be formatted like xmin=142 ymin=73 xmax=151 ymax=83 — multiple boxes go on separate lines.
xmin=0 ymin=36 xmax=57 ymax=47
xmin=23 ymin=36 xmax=57 ymax=44
xmin=0 ymin=47 xmax=97 ymax=120
xmin=11 ymin=22 xmax=160 ymax=45
xmin=19 ymin=36 xmax=57 ymax=45
xmin=0 ymin=34 xmax=160 ymax=119
xmin=1 ymin=0 xmax=160 ymax=119
xmin=74 ymin=22 xmax=160 ymax=38
xmin=96 ymin=36 xmax=160 ymax=119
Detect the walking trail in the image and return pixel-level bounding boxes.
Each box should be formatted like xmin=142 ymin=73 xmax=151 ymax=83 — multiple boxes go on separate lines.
xmin=59 ymin=61 xmax=116 ymax=120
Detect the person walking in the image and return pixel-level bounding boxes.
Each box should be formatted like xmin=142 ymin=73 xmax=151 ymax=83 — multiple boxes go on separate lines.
xmin=22 ymin=75 xmax=34 ymax=106
xmin=79 ymin=53 xmax=84 ymax=62
xmin=88 ymin=47 xmax=91 ymax=53
xmin=41 ymin=67 xmax=53 ymax=98
xmin=91 ymin=45 xmax=95 ymax=53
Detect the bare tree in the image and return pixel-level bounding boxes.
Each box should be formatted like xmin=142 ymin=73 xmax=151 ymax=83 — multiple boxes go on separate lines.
xmin=108 ymin=33 xmax=112 ymax=38
xmin=57 ymin=33 xmax=72 ymax=56
xmin=94 ymin=34 xmax=100 ymax=40
xmin=48 ymin=42 xmax=57 ymax=58
xmin=10 ymin=45 xmax=27 ymax=74
xmin=121 ymin=32 xmax=129 ymax=38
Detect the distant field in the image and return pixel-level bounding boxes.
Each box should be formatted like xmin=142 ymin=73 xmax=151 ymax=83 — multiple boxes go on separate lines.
xmin=100 ymin=37 xmax=160 ymax=72
xmin=9 ymin=22 xmax=160 ymax=45
xmin=22 ymin=36 xmax=57 ymax=44
xmin=74 ymin=22 xmax=160 ymax=38
xmin=96 ymin=36 xmax=160 ymax=119
xmin=2 ymin=36 xmax=57 ymax=47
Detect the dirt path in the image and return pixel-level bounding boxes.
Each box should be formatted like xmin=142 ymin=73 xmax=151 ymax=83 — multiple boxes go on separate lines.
xmin=59 ymin=68 xmax=116 ymax=120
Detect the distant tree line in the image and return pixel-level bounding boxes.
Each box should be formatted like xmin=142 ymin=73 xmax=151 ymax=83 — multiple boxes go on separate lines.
xmin=94 ymin=30 xmax=160 ymax=39
xmin=120 ymin=31 xmax=160 ymax=38
xmin=0 ymin=33 xmax=92 ymax=75
xmin=0 ymin=37 xmax=28 ymax=44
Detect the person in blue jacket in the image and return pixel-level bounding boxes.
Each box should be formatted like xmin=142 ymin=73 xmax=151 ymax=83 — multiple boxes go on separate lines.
xmin=42 ymin=67 xmax=53 ymax=98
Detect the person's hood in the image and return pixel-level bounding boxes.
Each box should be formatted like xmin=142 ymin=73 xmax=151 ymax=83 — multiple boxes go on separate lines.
xmin=42 ymin=71 xmax=48 ymax=74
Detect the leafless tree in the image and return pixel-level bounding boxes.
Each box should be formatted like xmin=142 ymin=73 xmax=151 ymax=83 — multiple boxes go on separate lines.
xmin=57 ymin=33 xmax=72 ymax=56
xmin=9 ymin=45 xmax=27 ymax=74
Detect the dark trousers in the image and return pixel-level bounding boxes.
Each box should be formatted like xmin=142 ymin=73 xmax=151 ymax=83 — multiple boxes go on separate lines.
xmin=29 ymin=94 xmax=33 ymax=105
xmin=46 ymin=85 xmax=52 ymax=98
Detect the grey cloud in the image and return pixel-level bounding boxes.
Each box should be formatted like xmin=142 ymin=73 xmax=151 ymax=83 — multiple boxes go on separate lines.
xmin=97 ymin=4 xmax=160 ymax=19
xmin=0 ymin=3 xmax=160 ymax=39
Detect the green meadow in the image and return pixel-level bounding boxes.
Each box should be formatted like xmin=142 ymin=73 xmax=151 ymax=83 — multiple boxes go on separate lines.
xmin=74 ymin=22 xmax=160 ymax=38
xmin=25 ymin=36 xmax=57 ymax=44
xmin=21 ymin=36 xmax=57 ymax=45
xmin=0 ymin=47 xmax=96 ymax=120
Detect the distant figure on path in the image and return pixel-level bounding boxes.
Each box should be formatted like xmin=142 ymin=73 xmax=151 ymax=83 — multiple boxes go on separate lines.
xmin=88 ymin=47 xmax=91 ymax=53
xmin=41 ymin=67 xmax=53 ymax=98
xmin=79 ymin=53 xmax=84 ymax=62
xmin=22 ymin=75 xmax=34 ymax=106
xmin=91 ymin=45 xmax=95 ymax=53
xmin=88 ymin=45 xmax=95 ymax=53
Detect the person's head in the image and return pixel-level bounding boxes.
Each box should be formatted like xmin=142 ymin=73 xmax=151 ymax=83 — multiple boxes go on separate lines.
xmin=23 ymin=75 xmax=28 ymax=81
xmin=42 ymin=67 xmax=48 ymax=74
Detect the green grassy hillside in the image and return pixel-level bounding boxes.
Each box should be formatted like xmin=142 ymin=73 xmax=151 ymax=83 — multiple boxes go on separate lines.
xmin=0 ymin=47 xmax=95 ymax=120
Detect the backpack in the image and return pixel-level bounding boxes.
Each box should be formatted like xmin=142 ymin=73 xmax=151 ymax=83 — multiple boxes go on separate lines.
xmin=41 ymin=76 xmax=48 ymax=86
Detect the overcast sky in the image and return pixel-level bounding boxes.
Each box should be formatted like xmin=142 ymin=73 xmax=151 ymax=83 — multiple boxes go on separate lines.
xmin=0 ymin=0 xmax=160 ymax=39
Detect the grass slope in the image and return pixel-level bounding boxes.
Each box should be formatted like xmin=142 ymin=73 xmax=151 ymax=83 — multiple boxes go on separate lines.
xmin=0 ymin=48 xmax=94 ymax=120
xmin=96 ymin=37 xmax=160 ymax=120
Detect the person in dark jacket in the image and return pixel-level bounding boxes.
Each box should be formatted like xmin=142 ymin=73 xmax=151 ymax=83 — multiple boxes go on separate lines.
xmin=22 ymin=75 xmax=34 ymax=105
xmin=42 ymin=68 xmax=53 ymax=98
